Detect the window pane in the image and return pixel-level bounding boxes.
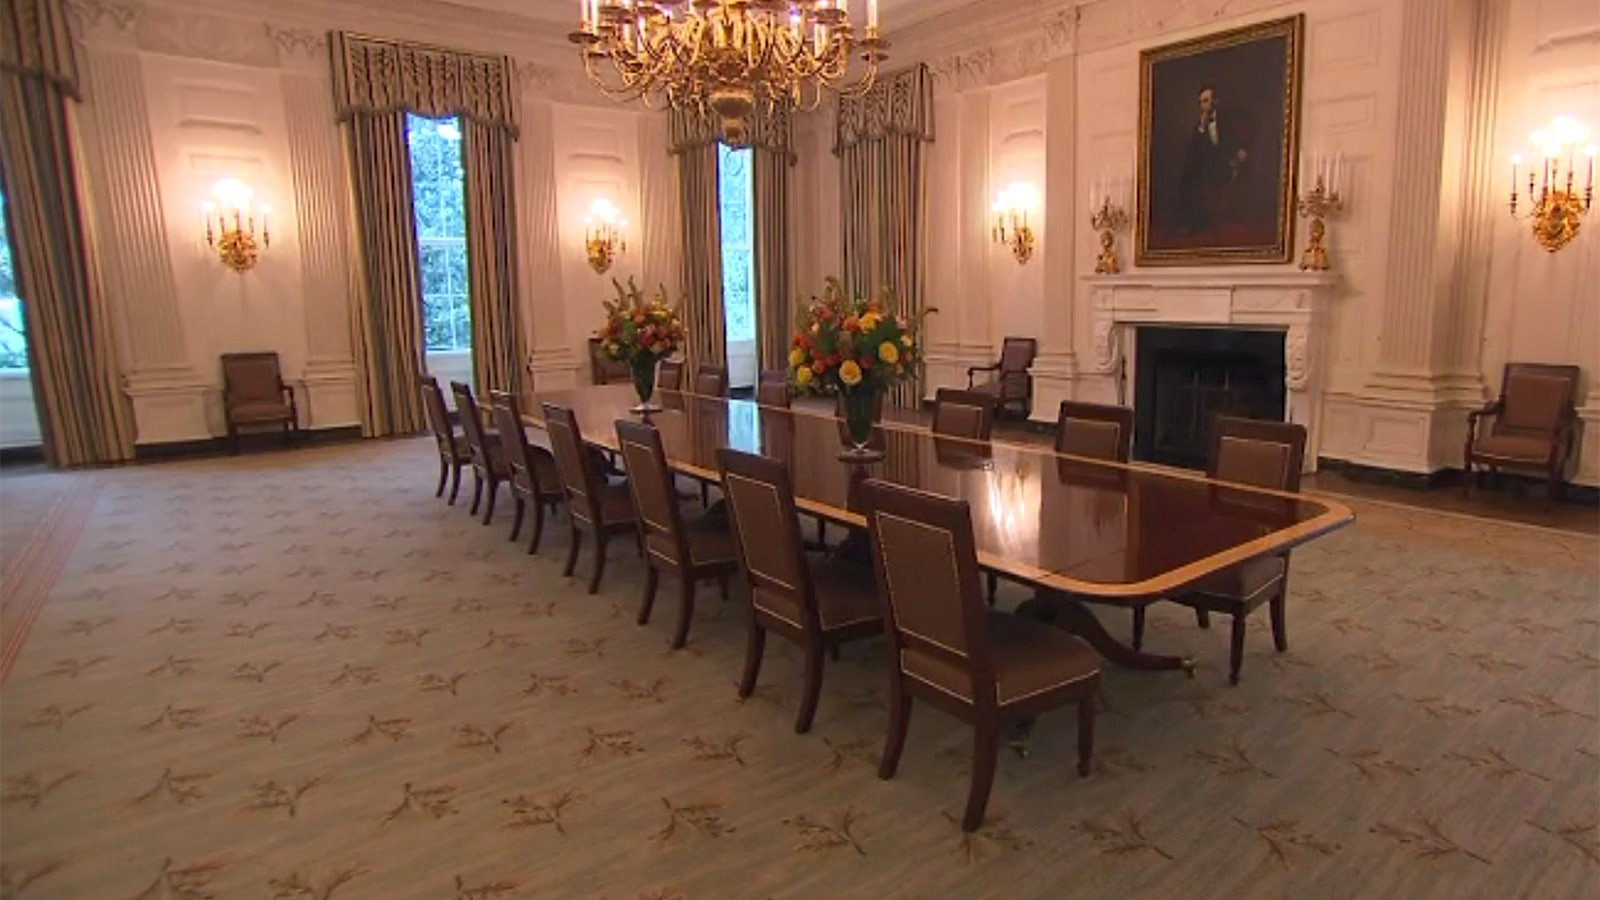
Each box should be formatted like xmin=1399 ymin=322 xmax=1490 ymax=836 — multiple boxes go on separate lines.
xmin=407 ymin=114 xmax=471 ymax=354
xmin=717 ymin=143 xmax=756 ymax=343
xmin=0 ymin=189 xmax=26 ymax=370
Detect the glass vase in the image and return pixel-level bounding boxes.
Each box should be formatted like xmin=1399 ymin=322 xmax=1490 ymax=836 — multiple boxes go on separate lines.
xmin=838 ymin=386 xmax=884 ymax=462
xmin=630 ymin=356 xmax=661 ymax=415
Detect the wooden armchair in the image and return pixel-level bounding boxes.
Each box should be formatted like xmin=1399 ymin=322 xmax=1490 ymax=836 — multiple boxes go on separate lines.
xmin=966 ymin=337 xmax=1038 ymax=419
xmin=1465 ymin=363 xmax=1581 ymax=500
xmin=221 ymin=352 xmax=298 ymax=453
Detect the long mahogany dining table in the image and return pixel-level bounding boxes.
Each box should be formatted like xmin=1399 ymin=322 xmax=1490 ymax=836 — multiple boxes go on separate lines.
xmin=525 ymin=384 xmax=1355 ymax=673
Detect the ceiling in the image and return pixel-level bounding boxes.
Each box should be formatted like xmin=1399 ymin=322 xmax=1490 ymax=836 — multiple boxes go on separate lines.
xmin=448 ymin=0 xmax=986 ymax=33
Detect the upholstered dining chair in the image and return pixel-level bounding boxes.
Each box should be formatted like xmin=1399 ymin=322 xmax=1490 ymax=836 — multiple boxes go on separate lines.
xmin=542 ymin=403 xmax=638 ymax=594
xmin=221 ymin=352 xmax=298 ymax=453
xmin=450 ymin=381 xmax=507 ymax=525
xmin=719 ymin=448 xmax=881 ymax=732
xmin=419 ymin=375 xmax=467 ymax=504
xmin=695 ymin=364 xmax=729 ymax=397
xmin=756 ymin=369 xmax=791 ymax=407
xmin=489 ymin=391 xmax=563 ymax=555
xmin=658 ymin=359 xmax=685 ymax=392
xmin=1464 ymin=363 xmax=1581 ymax=500
xmin=587 ymin=337 xmax=631 ymax=386
xmin=615 ymin=420 xmax=739 ymax=649
xmin=862 ymin=478 xmax=1100 ymax=832
xmin=1055 ymin=401 xmax=1134 ymax=462
xmin=1150 ymin=415 xmax=1306 ymax=685
xmin=933 ymin=388 xmax=997 ymax=441
xmin=966 ymin=337 xmax=1037 ymax=420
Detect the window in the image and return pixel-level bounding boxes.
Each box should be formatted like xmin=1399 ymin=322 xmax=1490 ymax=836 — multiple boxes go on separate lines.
xmin=406 ymin=114 xmax=470 ymax=354
xmin=0 ymin=188 xmax=26 ymax=371
xmin=716 ymin=143 xmax=755 ymax=344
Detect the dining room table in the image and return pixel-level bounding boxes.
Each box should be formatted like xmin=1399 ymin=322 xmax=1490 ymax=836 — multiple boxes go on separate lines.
xmin=525 ymin=384 xmax=1356 ymax=674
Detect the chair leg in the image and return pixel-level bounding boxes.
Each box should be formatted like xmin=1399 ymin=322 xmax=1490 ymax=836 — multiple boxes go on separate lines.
xmin=1228 ymin=615 xmax=1247 ymax=686
xmin=962 ymin=721 xmax=1001 ymax=832
xmin=1076 ymin=698 xmax=1095 ymax=777
xmin=509 ymin=497 xmax=525 ymax=542
xmin=701 ymin=483 xmax=710 ymax=508
xmin=527 ymin=500 xmax=547 ymax=555
xmin=1196 ymin=610 xmax=1211 ymax=629
xmin=448 ymin=463 xmax=463 ymax=505
xmin=737 ymin=621 xmax=766 ymax=698
xmin=986 ymin=572 xmax=998 ymax=606
xmin=587 ymin=533 xmax=608 ymax=594
xmin=481 ymin=478 xmax=499 ymax=525
xmin=796 ymin=636 xmax=825 ymax=734
xmin=435 ymin=458 xmax=449 ymax=497
xmin=470 ymin=472 xmax=484 ymax=515
xmin=879 ymin=678 xmax=912 ymax=780
xmin=1131 ymin=607 xmax=1146 ymax=651
xmin=815 ymin=519 xmax=827 ymax=548
xmin=562 ymin=528 xmax=584 ymax=578
xmin=637 ymin=565 xmax=659 ymax=625
xmin=670 ymin=575 xmax=697 ymax=649
xmin=1270 ymin=588 xmax=1289 ymax=653
xmin=228 ymin=424 xmax=239 ymax=455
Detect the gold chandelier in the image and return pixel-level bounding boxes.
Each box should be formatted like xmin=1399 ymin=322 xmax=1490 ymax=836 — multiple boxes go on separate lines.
xmin=570 ymin=0 xmax=888 ymax=146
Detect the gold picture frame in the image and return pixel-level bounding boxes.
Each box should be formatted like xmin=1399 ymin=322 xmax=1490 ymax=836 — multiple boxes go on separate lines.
xmin=1135 ymin=15 xmax=1304 ymax=266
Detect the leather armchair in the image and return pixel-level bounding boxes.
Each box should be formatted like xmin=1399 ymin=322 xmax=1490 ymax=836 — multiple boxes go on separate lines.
xmin=1464 ymin=363 xmax=1581 ymax=500
xmin=966 ymin=337 xmax=1037 ymax=419
xmin=221 ymin=352 xmax=298 ymax=453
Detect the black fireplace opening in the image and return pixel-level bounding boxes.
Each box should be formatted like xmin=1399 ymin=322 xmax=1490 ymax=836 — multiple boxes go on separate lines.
xmin=1132 ymin=327 xmax=1286 ymax=470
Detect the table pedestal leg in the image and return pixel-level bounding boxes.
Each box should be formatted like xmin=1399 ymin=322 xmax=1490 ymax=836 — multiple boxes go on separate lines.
xmin=1029 ymin=592 xmax=1195 ymax=674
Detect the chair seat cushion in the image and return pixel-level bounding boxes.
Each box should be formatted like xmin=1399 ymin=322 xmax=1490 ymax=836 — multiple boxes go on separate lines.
xmin=902 ymin=611 xmax=1099 ymax=705
xmin=684 ymin=517 xmax=738 ymax=567
xmin=229 ymin=401 xmax=292 ymax=422
xmin=596 ymin=482 xmax=637 ymax=526
xmin=968 ymin=380 xmax=1002 ymax=396
xmin=1188 ymin=555 xmax=1286 ymax=603
xmin=1472 ymin=433 xmax=1555 ymax=463
xmin=755 ymin=556 xmax=880 ymax=632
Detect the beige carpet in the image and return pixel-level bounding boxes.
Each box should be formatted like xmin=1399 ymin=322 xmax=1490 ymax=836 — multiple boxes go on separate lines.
xmin=0 ymin=439 xmax=1596 ymax=900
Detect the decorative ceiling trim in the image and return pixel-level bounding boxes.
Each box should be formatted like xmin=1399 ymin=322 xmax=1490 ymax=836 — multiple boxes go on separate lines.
xmin=926 ymin=8 xmax=1075 ymax=94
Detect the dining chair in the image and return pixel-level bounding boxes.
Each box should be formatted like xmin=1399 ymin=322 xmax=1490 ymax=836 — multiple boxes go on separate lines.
xmin=1464 ymin=362 xmax=1581 ymax=500
xmin=932 ymin=388 xmax=996 ymax=441
xmin=419 ymin=375 xmax=466 ymax=504
xmin=489 ymin=391 xmax=563 ymax=554
xmin=587 ymin=336 xmax=632 ymax=386
xmin=1055 ymin=401 xmax=1134 ymax=462
xmin=719 ymin=448 xmax=880 ymax=732
xmin=965 ymin=337 xmax=1037 ymax=420
xmin=1150 ymin=415 xmax=1306 ymax=684
xmin=615 ymin=420 xmax=739 ymax=649
xmin=862 ymin=478 xmax=1100 ymax=832
xmin=450 ymin=381 xmax=507 ymax=525
xmin=695 ymin=364 xmax=729 ymax=397
xmin=655 ymin=359 xmax=684 ymax=392
xmin=220 ymin=352 xmax=298 ymax=453
xmin=756 ymin=369 xmax=791 ymax=407
xmin=542 ymin=403 xmax=639 ymax=594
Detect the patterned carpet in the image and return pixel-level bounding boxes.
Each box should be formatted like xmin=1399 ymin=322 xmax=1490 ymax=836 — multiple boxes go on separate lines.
xmin=0 ymin=439 xmax=1596 ymax=900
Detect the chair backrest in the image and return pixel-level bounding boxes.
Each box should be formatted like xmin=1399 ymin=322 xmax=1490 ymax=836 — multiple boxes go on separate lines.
xmin=489 ymin=390 xmax=535 ymax=488
xmin=862 ymin=479 xmax=994 ymax=708
xmin=718 ymin=449 xmax=815 ymax=628
xmin=756 ymin=369 xmax=790 ymax=407
xmin=1207 ymin=416 xmax=1306 ymax=492
xmin=658 ymin=359 xmax=684 ymax=391
xmin=932 ymin=388 xmax=995 ymax=440
xmin=615 ymin=420 xmax=690 ymax=568
xmin=998 ymin=337 xmax=1038 ymax=375
xmin=418 ymin=375 xmax=456 ymax=457
xmin=1055 ymin=401 xmax=1133 ymax=462
xmin=542 ymin=403 xmax=605 ymax=524
xmin=449 ymin=381 xmax=493 ymax=466
xmin=221 ymin=352 xmax=284 ymax=405
xmin=588 ymin=337 xmax=630 ymax=385
xmin=1495 ymin=363 xmax=1579 ymax=434
xmin=695 ymin=365 xmax=729 ymax=397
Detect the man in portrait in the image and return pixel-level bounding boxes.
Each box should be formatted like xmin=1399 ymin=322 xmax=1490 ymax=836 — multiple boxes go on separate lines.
xmin=1176 ymin=85 xmax=1257 ymax=236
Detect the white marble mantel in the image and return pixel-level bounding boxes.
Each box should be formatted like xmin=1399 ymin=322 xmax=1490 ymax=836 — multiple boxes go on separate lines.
xmin=1082 ymin=268 xmax=1339 ymax=469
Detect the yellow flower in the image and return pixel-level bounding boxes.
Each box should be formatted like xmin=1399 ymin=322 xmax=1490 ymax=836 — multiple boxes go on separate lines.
xmin=839 ymin=360 xmax=863 ymax=386
xmin=901 ymin=334 xmax=913 ymax=347
xmin=878 ymin=341 xmax=899 ymax=365
xmin=789 ymin=348 xmax=806 ymax=367
xmin=860 ymin=312 xmax=881 ymax=331
xmin=794 ymin=366 xmax=813 ymax=387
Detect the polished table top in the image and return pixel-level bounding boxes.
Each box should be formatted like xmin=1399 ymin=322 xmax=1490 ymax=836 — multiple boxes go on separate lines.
xmin=527 ymin=385 xmax=1354 ymax=601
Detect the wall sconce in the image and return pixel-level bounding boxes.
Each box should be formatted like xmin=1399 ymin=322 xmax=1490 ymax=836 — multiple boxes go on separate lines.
xmin=584 ymin=198 xmax=627 ymax=274
xmin=1297 ymin=151 xmax=1343 ymax=271
xmin=991 ymin=182 xmax=1038 ymax=265
xmin=1088 ymin=174 xmax=1129 ymax=274
xmin=1510 ymin=116 xmax=1594 ymax=253
xmin=202 ymin=178 xmax=269 ymax=273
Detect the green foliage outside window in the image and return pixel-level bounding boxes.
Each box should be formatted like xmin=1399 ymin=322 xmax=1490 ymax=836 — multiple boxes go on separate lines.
xmin=407 ymin=114 xmax=471 ymax=353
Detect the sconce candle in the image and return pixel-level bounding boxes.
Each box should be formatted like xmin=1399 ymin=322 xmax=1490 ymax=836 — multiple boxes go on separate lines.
xmin=991 ymin=182 xmax=1038 ymax=265
xmin=1510 ymin=116 xmax=1594 ymax=253
xmin=202 ymin=179 xmax=269 ymax=273
xmin=584 ymin=197 xmax=627 ymax=274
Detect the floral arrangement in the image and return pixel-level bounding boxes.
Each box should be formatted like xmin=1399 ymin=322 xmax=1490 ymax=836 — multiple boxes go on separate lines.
xmin=597 ymin=277 xmax=686 ymax=368
xmin=787 ymin=278 xmax=926 ymax=397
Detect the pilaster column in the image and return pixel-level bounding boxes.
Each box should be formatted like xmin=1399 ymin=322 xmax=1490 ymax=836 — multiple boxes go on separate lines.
xmin=517 ymin=97 xmax=577 ymax=390
xmin=1033 ymin=48 xmax=1079 ymax=417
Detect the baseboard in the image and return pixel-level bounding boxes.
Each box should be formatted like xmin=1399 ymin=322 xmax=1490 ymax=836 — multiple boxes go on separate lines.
xmin=0 ymin=444 xmax=45 ymax=465
xmin=1316 ymin=457 xmax=1599 ymax=505
xmin=134 ymin=426 xmax=365 ymax=462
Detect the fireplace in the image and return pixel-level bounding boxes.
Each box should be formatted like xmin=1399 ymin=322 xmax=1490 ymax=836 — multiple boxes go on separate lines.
xmin=1133 ymin=327 xmax=1286 ymax=469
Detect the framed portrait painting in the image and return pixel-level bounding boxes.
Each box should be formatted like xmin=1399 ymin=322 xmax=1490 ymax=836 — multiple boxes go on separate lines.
xmin=1135 ymin=15 xmax=1304 ymax=266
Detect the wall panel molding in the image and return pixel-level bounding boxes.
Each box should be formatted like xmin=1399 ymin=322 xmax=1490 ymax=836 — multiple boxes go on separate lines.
xmin=282 ymin=70 xmax=356 ymax=364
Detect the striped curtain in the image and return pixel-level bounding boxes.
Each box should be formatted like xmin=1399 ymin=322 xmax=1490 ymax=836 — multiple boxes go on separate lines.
xmin=835 ymin=65 xmax=934 ymax=409
xmin=344 ymin=111 xmax=427 ymax=437
xmin=752 ymin=146 xmax=792 ymax=371
xmin=0 ymin=0 xmax=135 ymax=465
xmin=462 ymin=119 xmax=520 ymax=397
xmin=675 ymin=143 xmax=724 ymax=375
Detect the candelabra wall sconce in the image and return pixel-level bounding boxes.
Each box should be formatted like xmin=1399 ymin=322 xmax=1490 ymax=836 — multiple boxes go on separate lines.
xmin=1088 ymin=174 xmax=1129 ymax=274
xmin=991 ymin=182 xmax=1038 ymax=265
xmin=584 ymin=197 xmax=627 ymax=274
xmin=1297 ymin=152 xmax=1343 ymax=272
xmin=1510 ymin=116 xmax=1594 ymax=253
xmin=202 ymin=178 xmax=269 ymax=273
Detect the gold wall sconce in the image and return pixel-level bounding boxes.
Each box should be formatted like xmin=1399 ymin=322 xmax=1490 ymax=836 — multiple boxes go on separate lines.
xmin=584 ymin=197 xmax=627 ymax=274
xmin=1511 ymin=116 xmax=1594 ymax=253
xmin=202 ymin=178 xmax=269 ymax=273
xmin=1088 ymin=174 xmax=1129 ymax=274
xmin=1297 ymin=151 xmax=1343 ymax=271
xmin=991 ymin=182 xmax=1038 ymax=265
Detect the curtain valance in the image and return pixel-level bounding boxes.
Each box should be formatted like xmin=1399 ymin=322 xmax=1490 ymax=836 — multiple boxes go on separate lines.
xmin=833 ymin=64 xmax=932 ymax=153
xmin=1 ymin=0 xmax=79 ymax=98
xmin=666 ymin=106 xmax=794 ymax=163
xmin=331 ymin=32 xmax=518 ymax=136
